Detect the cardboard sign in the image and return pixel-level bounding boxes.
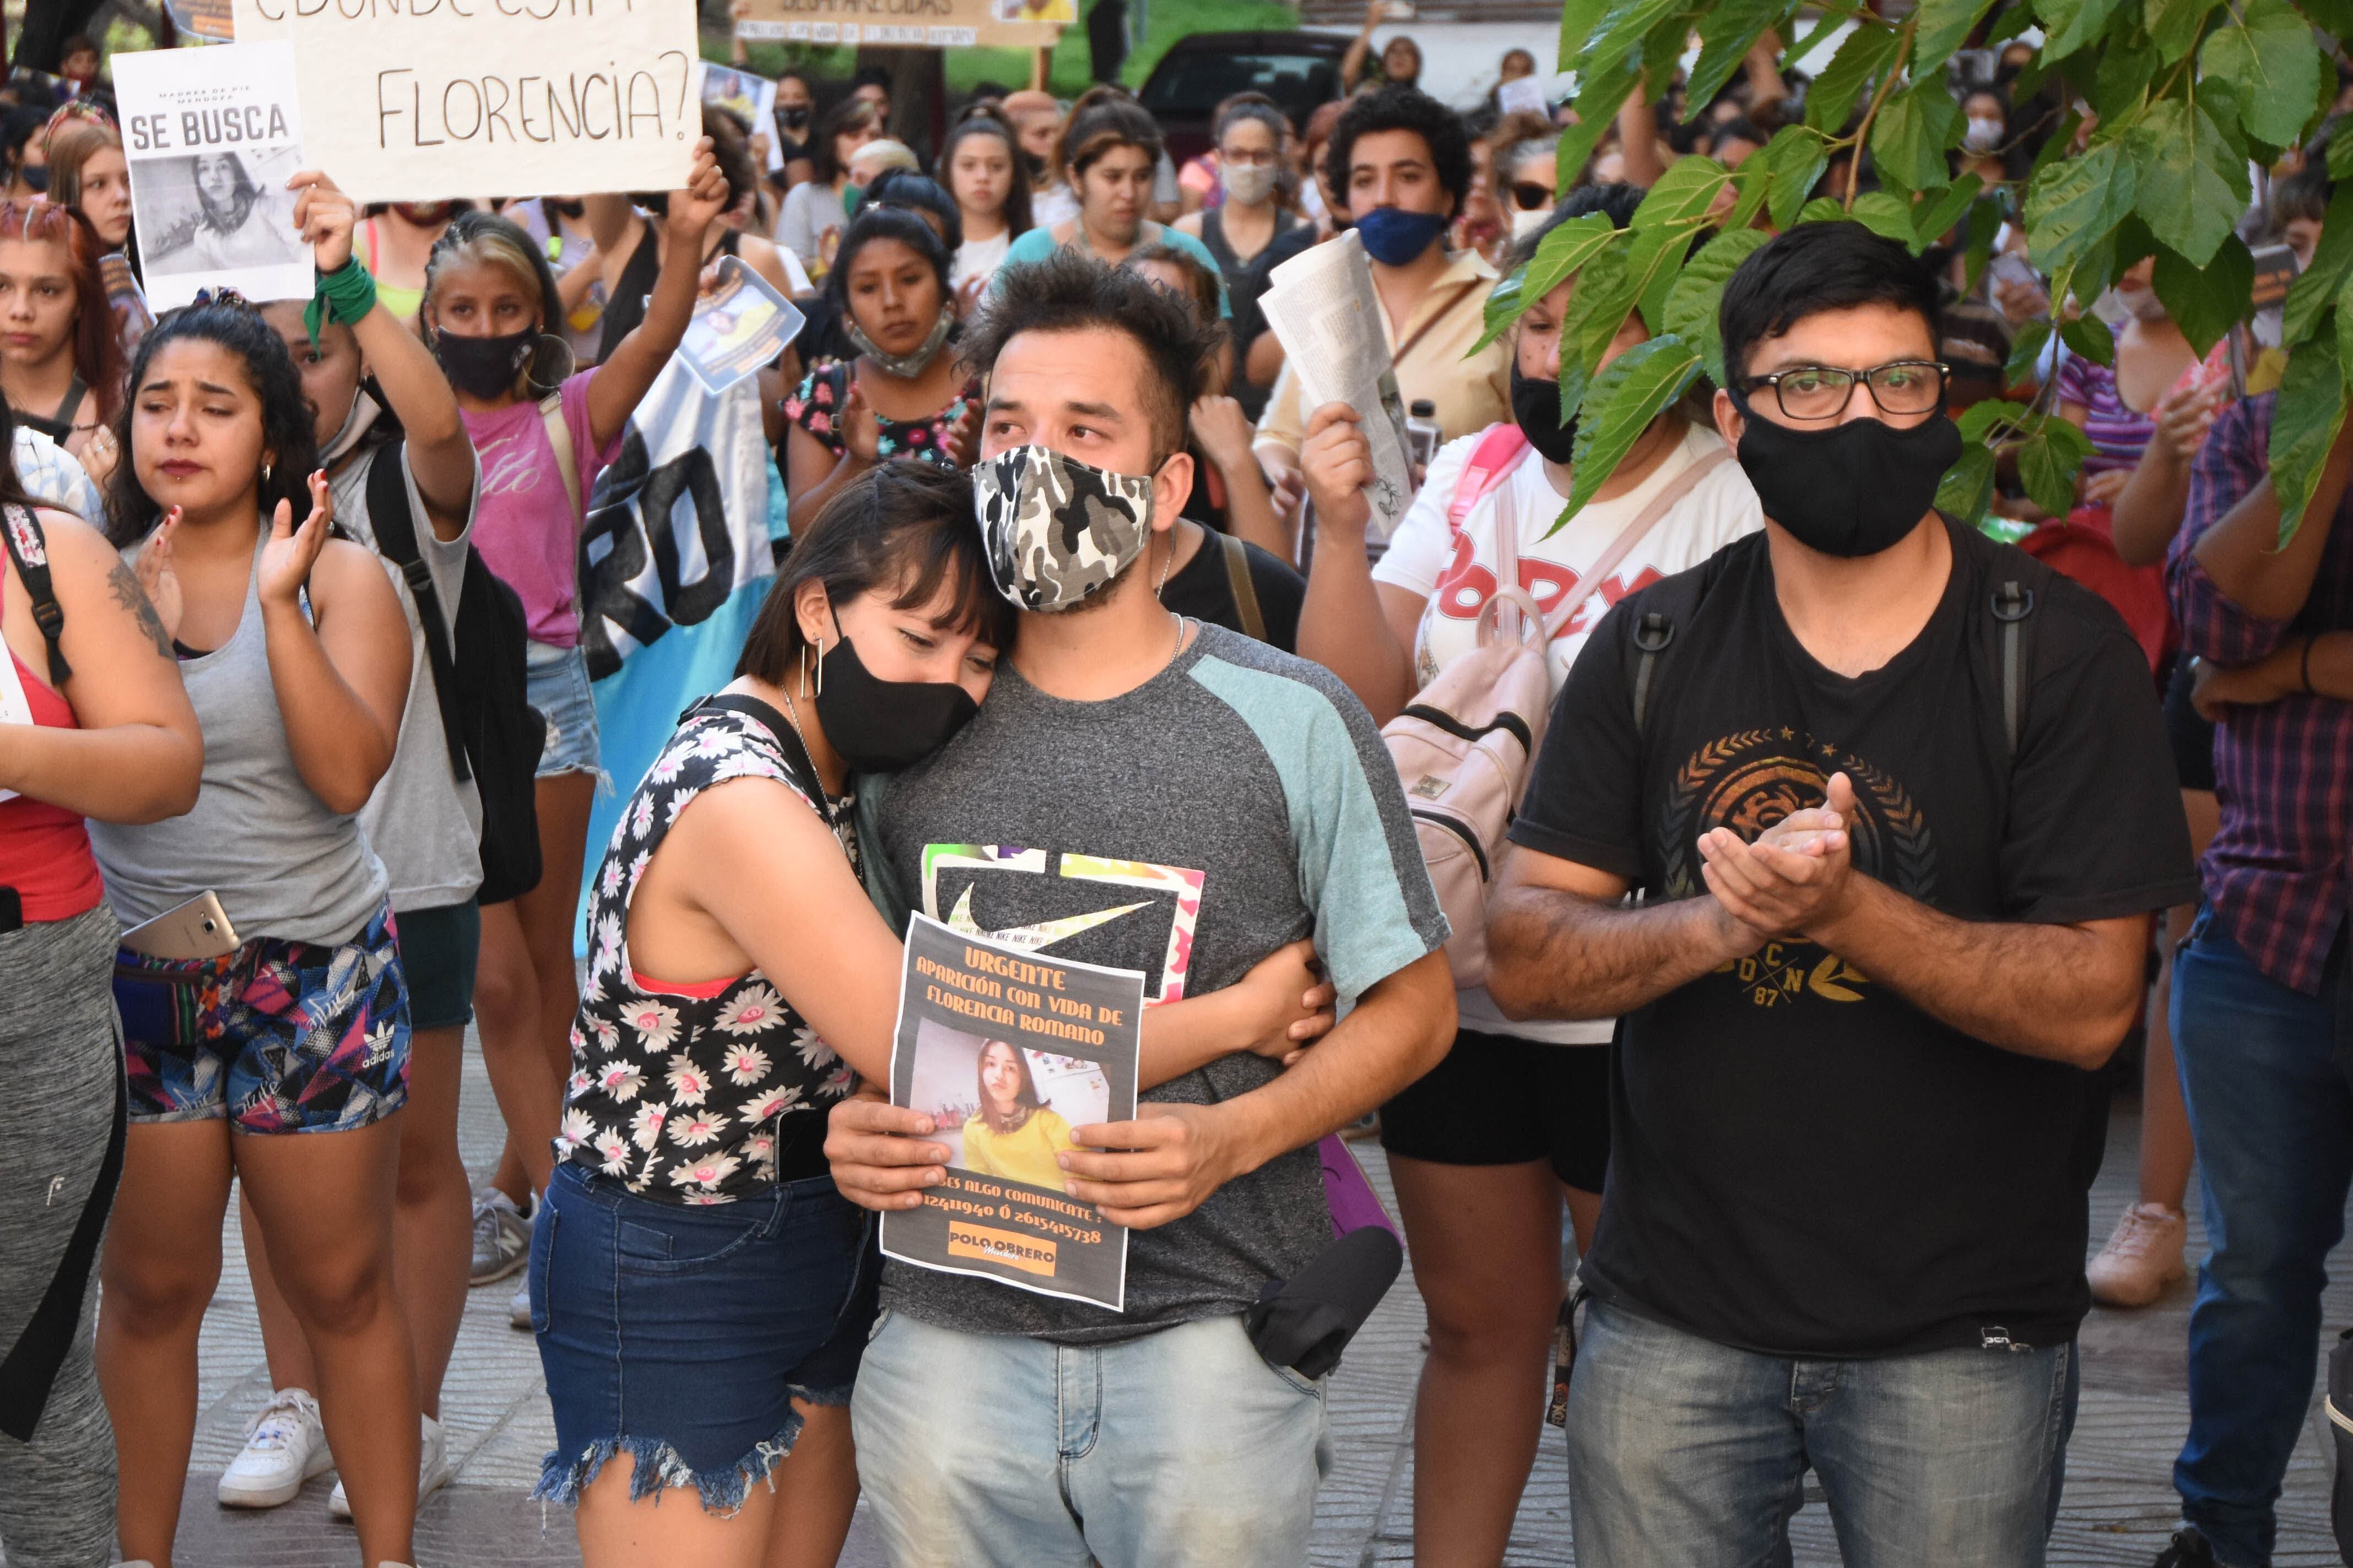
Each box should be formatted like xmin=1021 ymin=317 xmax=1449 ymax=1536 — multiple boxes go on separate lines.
xmin=675 ymin=256 xmax=802 ymax=395
xmin=733 ymin=0 xmax=1058 ymax=50
xmin=880 ymin=915 xmax=1142 ymax=1311
xmin=229 ymin=0 xmax=699 ymax=202
xmin=113 ymin=42 xmax=314 ymax=311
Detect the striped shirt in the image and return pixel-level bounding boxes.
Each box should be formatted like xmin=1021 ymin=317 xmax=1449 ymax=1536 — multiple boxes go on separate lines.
xmin=2167 ymin=390 xmax=2353 ymax=994
xmin=2054 ymin=354 xmax=2157 ymax=484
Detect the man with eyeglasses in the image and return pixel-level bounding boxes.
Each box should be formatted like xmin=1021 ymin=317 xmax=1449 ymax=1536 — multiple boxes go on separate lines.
xmin=1481 ymin=220 xmax=2197 ymax=1564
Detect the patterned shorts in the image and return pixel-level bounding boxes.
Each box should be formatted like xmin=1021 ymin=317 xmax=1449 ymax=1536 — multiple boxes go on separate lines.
xmin=113 ymin=903 xmax=410 ymax=1135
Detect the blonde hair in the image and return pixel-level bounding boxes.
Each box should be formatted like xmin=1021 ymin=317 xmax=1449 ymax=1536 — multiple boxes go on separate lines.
xmin=851 ymin=139 xmax=921 ymax=180
xmin=420 ymin=209 xmax=571 ymax=394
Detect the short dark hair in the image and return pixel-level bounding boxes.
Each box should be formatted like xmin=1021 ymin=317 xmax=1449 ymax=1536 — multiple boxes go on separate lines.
xmin=737 ymin=461 xmax=1013 ymax=685
xmin=1717 ymin=221 xmax=1940 ymax=386
xmin=961 ymin=249 xmax=1219 ymax=459
xmin=1324 ymin=86 xmax=1473 ymax=220
xmin=812 ymin=97 xmax=884 ymax=185
xmin=851 ymin=66 xmax=894 ymax=94
xmin=1711 ymin=117 xmax=1765 ymax=151
xmin=1508 ymin=182 xmax=1642 ymax=270
xmin=857 ymin=168 xmax=964 ymax=253
xmin=702 ymin=102 xmax=761 ymax=215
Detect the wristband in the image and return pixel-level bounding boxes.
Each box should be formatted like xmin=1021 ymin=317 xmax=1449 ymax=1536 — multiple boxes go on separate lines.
xmin=2303 ymin=636 xmax=2318 ymax=696
xmin=303 ymin=258 xmax=380 ymax=346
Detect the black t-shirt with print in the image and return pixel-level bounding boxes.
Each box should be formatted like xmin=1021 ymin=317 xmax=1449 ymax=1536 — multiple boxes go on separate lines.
xmin=1509 ymin=517 xmax=2198 ymax=1358
xmin=1159 ymin=530 xmax=1306 ymax=653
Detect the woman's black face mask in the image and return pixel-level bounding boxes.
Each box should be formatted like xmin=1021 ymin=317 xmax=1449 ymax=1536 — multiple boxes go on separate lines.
xmin=810 ymin=630 xmax=981 ymax=773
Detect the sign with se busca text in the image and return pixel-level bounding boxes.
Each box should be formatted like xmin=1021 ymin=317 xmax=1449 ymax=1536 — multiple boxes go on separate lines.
xmin=229 ymin=0 xmax=699 ymax=202
xmin=880 ymin=914 xmax=1142 ymax=1310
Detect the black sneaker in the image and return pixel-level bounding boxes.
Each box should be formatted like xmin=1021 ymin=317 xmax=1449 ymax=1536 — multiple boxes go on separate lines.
xmin=2152 ymin=1527 xmax=2221 ymax=1567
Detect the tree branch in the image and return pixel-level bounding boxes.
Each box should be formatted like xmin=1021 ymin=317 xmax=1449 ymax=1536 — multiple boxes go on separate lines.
xmin=1844 ymin=14 xmax=1919 ymax=210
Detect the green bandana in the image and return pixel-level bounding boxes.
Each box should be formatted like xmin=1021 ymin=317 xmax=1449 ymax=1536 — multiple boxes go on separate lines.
xmin=304 ymin=258 xmax=380 ymax=346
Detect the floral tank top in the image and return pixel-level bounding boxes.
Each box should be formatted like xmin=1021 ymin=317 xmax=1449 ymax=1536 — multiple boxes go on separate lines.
xmin=556 ymin=702 xmax=858 ymax=1203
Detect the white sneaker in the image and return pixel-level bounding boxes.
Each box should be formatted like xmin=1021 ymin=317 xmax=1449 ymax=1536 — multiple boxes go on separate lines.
xmin=510 ymin=1277 xmax=533 ymax=1331
xmin=2087 ymin=1201 xmax=2189 ymax=1307
xmin=470 ymin=1187 xmax=531 ymax=1285
xmin=216 ymin=1387 xmax=332 ymax=1508
xmin=329 ymin=1413 xmax=448 ymax=1521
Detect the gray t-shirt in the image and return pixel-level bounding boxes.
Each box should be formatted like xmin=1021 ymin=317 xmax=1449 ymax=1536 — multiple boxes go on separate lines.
xmin=334 ymin=442 xmax=484 ymax=914
xmin=871 ymin=622 xmax=1448 ymax=1344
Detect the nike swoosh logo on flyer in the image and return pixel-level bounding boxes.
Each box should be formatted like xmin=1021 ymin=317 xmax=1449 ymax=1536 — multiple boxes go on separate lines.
xmin=944 ymin=886 xmax=1153 ymax=952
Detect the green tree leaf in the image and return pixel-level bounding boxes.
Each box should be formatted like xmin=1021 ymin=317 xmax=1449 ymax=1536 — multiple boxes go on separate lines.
xmin=2332 ymin=127 xmax=2353 ymax=182
xmin=2127 ymin=98 xmax=2249 ymax=267
xmin=1472 ymin=268 xmax=1529 ymax=357
xmin=1559 ymin=0 xmax=1615 ymax=75
xmin=1852 ymin=191 xmax=1919 ymax=243
xmin=1871 ymin=75 xmax=1962 ymax=193
xmin=1914 ymin=0 xmax=2002 ymax=70
xmin=2092 ymin=36 xmax=2160 ymax=123
xmin=1959 ymin=399 xmax=2037 ymax=443
xmin=1685 ymin=0 xmax=1792 ymax=111
xmin=1937 ymin=446 xmax=1999 ymax=522
xmin=2023 ymin=138 xmax=2136 ymax=273
xmin=2283 ymin=182 xmax=2353 ymax=345
xmin=2143 ymin=0 xmax=2216 ymax=62
xmin=1575 ymin=0 xmax=1680 ymax=78
xmin=1522 ymin=215 xmax=1621 ymax=315
xmin=2016 ymin=414 xmax=2095 ymax=516
xmin=1562 ymin=239 xmax=1639 ymax=387
xmin=1961 ymin=195 xmax=2004 ymax=291
xmin=1556 ymin=336 xmax=1706 ymax=528
xmin=2295 ymin=0 xmax=2353 ymax=32
xmin=1798 ymin=197 xmax=1849 ymax=225
xmin=2199 ymin=0 xmax=2323 ymax=146
xmin=2037 ymin=0 xmax=2125 ymax=58
xmin=1662 ymin=227 xmax=1772 ymax=386
xmin=1912 ymin=173 xmax=1984 ymax=253
xmin=1556 ymin=51 xmax=1640 ymax=188
xmin=2151 ymin=235 xmax=2255 ymax=358
xmin=1726 ymin=154 xmax=1776 ymax=231
xmin=2060 ymin=314 xmax=2116 ymax=367
xmin=1806 ymin=24 xmax=1905 ymax=133
xmin=1630 ymin=155 xmax=1737 ymax=231
xmin=1761 ymin=126 xmax=1830 ymax=228
xmin=2007 ymin=317 xmax=2055 ymax=384
xmin=2271 ymin=329 xmax=2351 ymax=542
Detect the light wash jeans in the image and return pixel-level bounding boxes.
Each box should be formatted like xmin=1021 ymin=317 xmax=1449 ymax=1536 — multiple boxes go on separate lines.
xmin=851 ymin=1309 xmax=1330 ymax=1568
xmin=1565 ymin=1298 xmax=2078 ymax=1567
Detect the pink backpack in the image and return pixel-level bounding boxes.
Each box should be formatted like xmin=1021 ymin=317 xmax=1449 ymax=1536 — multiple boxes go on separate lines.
xmin=1382 ymin=425 xmax=1727 ymax=988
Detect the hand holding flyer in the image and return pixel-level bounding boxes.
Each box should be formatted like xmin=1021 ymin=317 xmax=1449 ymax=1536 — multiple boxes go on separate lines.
xmin=1258 ymin=230 xmax=1418 ymax=540
xmin=677 ymin=257 xmax=804 ymax=397
xmin=880 ymin=914 xmax=1143 ymax=1311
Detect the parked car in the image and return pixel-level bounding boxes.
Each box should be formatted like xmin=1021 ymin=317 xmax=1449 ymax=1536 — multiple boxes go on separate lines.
xmin=1137 ymin=31 xmax=1350 ymax=167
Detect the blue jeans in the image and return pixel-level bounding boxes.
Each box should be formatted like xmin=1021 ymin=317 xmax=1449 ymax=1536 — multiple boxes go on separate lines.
xmin=2171 ymin=910 xmax=2353 ymax=1566
xmin=851 ymin=1310 xmax=1329 ymax=1567
xmin=1564 ymin=1298 xmax=2078 ymax=1567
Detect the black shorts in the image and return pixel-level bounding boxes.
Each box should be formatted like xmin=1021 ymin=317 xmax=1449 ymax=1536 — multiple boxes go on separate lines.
xmin=1379 ymin=1027 xmax=1611 ymax=1193
xmin=397 ymin=899 xmax=480 ymax=1034
xmin=2165 ymin=657 xmax=2217 ymax=795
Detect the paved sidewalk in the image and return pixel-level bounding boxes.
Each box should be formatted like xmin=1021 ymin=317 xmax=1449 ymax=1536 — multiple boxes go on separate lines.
xmin=112 ymin=1034 xmax=2350 ymax=1566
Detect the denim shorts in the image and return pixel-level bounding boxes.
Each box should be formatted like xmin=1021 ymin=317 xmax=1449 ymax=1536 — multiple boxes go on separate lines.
xmin=529 ymin=1162 xmax=879 ymax=1513
xmin=526 ymin=638 xmax=603 ymax=781
xmin=113 ymin=902 xmax=410 ymax=1135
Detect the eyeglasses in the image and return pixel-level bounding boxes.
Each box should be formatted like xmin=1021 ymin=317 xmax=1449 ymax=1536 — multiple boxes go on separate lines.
xmin=1510 ymin=181 xmax=1552 ymax=211
xmin=1740 ymin=360 xmax=1950 ymax=422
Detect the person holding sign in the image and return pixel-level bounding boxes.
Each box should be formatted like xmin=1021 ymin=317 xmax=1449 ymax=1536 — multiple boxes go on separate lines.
xmin=0 ymin=395 xmax=199 ymax=1568
xmin=0 ymin=200 xmax=123 ymax=460
xmin=782 ymin=207 xmax=977 ymax=538
xmin=89 ymin=298 xmax=421 ymax=1568
xmin=432 ymin=144 xmax=729 ymax=1338
xmin=825 ymin=252 xmax=1456 ymax=1568
xmin=528 ymin=458 xmax=1334 ymax=1565
xmin=961 ymin=1040 xmax=1081 ymax=1193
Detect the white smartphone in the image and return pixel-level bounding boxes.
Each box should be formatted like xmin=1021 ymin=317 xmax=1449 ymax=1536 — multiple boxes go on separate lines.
xmin=119 ymin=891 xmax=241 ymax=961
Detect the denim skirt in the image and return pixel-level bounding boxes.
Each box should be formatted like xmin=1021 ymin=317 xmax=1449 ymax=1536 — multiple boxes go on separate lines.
xmin=528 ymin=1162 xmax=879 ymax=1512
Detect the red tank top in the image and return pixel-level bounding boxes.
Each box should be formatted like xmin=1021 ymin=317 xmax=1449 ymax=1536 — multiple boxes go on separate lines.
xmin=0 ymin=604 xmax=104 ymax=923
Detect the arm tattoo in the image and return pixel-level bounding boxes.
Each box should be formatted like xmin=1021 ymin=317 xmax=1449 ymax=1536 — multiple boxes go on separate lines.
xmin=106 ymin=557 xmax=172 ymax=659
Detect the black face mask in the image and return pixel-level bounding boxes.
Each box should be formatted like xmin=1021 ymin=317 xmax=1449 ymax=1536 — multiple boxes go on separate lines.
xmin=779 ymin=105 xmax=812 ymax=132
xmin=431 ymin=327 xmax=534 ymax=399
xmin=1509 ymin=362 xmax=1579 ymax=465
xmin=1729 ymin=391 xmax=1963 ymax=557
xmin=1019 ymin=148 xmax=1045 ymax=184
xmin=550 ymin=198 xmax=586 ymax=220
xmin=813 ymin=632 xmax=980 ymax=773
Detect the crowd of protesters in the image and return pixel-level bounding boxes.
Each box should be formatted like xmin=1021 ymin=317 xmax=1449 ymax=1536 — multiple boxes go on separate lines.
xmin=0 ymin=20 xmax=2345 ymax=1568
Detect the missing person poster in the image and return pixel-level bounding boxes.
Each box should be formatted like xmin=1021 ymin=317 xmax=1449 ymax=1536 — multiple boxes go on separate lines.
xmin=677 ymin=255 xmax=802 ymax=395
xmin=229 ymin=0 xmax=699 ymax=202
xmin=880 ymin=914 xmax=1142 ymax=1310
xmin=699 ymin=63 xmax=781 ymax=172
xmin=113 ymin=41 xmax=312 ymax=312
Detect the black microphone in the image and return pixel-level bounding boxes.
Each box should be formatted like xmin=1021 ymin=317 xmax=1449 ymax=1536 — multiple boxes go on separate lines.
xmin=1243 ymin=1225 xmax=1405 ymax=1380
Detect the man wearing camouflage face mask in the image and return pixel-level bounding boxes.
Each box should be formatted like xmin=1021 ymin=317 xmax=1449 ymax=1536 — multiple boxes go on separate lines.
xmin=827 ymin=249 xmax=1457 ymax=1566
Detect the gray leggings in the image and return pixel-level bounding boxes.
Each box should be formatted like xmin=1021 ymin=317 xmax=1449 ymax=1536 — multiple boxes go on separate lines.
xmin=0 ymin=904 xmax=122 ymax=1567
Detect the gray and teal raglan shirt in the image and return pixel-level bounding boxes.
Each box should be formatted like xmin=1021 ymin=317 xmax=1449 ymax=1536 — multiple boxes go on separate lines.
xmin=871 ymin=621 xmax=1449 ymax=1344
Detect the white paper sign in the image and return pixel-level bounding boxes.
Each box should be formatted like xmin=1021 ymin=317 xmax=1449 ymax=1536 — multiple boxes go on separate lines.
xmin=229 ymin=0 xmax=700 ymax=203
xmin=699 ymin=63 xmax=780 ymax=173
xmin=114 ymin=42 xmax=314 ymax=311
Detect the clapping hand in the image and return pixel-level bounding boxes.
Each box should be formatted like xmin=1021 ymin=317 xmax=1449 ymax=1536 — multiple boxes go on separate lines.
xmin=136 ymin=507 xmax=184 ymax=643
xmin=257 ymin=470 xmax=335 ymax=612
xmin=1696 ymin=772 xmax=1860 ymax=940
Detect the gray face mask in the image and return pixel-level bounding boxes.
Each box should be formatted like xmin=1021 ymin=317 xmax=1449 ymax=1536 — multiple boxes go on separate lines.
xmin=846 ymin=309 xmax=953 ymax=378
xmin=973 ymin=444 xmax=1158 ymax=612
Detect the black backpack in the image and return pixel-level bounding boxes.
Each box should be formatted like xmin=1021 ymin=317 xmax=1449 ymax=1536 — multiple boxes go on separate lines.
xmin=365 ymin=441 xmax=547 ymax=907
xmin=0 ymin=502 xmax=69 ymax=687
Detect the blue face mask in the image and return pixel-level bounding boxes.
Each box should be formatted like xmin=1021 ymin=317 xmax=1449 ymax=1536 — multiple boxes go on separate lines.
xmin=1353 ymin=205 xmax=1447 ymax=267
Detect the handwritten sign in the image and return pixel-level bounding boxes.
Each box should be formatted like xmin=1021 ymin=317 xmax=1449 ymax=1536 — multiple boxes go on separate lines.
xmin=229 ymin=0 xmax=699 ymax=202
xmin=733 ymin=0 xmax=1058 ymax=50
xmin=113 ymin=42 xmax=314 ymax=310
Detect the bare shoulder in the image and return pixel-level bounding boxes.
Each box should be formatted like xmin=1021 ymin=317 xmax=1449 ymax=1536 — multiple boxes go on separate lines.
xmin=312 ymin=535 xmax=402 ymax=606
xmin=21 ymin=507 xmax=131 ymax=598
xmin=1174 ymin=211 xmax=1204 ymax=239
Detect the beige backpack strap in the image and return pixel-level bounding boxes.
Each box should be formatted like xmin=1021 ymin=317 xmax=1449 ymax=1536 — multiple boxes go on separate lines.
xmin=1541 ymin=447 xmax=1729 ymax=640
xmin=540 ymin=392 xmax=582 ymax=522
xmin=1218 ymin=532 xmax=1267 ymax=642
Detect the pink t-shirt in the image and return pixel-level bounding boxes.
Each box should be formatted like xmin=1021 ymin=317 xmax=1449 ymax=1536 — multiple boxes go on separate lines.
xmin=461 ymin=368 xmax=621 ymax=648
